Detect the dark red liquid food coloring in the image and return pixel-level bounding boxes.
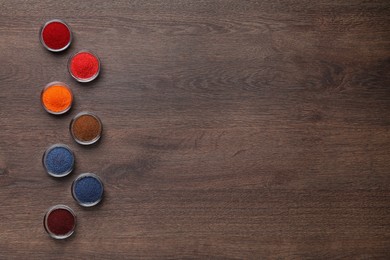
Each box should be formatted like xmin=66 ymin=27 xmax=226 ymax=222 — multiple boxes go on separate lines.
xmin=45 ymin=207 xmax=75 ymax=238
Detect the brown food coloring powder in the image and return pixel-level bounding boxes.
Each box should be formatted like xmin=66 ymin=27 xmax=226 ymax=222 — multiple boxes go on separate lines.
xmin=70 ymin=112 xmax=102 ymax=145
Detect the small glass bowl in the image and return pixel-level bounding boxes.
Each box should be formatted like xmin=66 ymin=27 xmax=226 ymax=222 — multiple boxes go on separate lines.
xmin=69 ymin=111 xmax=103 ymax=145
xmin=72 ymin=173 xmax=104 ymax=207
xmin=41 ymin=81 xmax=73 ymax=115
xmin=39 ymin=19 xmax=72 ymax=52
xmin=43 ymin=205 xmax=76 ymax=239
xmin=42 ymin=144 xmax=75 ymax=178
xmin=68 ymin=50 xmax=101 ymax=83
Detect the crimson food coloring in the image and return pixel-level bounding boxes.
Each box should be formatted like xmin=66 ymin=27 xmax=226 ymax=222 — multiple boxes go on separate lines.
xmin=41 ymin=20 xmax=71 ymax=51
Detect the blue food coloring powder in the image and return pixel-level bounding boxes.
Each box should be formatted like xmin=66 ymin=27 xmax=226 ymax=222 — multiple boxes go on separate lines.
xmin=72 ymin=174 xmax=103 ymax=206
xmin=44 ymin=145 xmax=74 ymax=177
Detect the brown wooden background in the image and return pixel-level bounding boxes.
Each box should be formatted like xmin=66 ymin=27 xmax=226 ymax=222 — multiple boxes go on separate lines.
xmin=0 ymin=0 xmax=389 ymax=259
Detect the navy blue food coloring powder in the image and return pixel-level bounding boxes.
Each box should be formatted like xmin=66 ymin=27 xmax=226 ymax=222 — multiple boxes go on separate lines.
xmin=43 ymin=144 xmax=74 ymax=177
xmin=72 ymin=173 xmax=104 ymax=207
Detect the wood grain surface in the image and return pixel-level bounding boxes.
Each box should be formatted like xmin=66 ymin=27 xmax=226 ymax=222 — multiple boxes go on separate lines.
xmin=0 ymin=0 xmax=389 ymax=259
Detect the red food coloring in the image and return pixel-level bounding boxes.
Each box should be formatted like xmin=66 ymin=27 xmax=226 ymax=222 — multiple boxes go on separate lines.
xmin=46 ymin=208 xmax=75 ymax=236
xmin=70 ymin=52 xmax=100 ymax=81
xmin=41 ymin=21 xmax=71 ymax=51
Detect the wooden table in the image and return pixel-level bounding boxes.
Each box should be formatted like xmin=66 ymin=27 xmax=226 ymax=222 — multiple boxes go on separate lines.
xmin=0 ymin=1 xmax=389 ymax=258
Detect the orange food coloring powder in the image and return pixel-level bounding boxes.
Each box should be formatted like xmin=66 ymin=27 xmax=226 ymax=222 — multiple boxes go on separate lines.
xmin=42 ymin=84 xmax=73 ymax=114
